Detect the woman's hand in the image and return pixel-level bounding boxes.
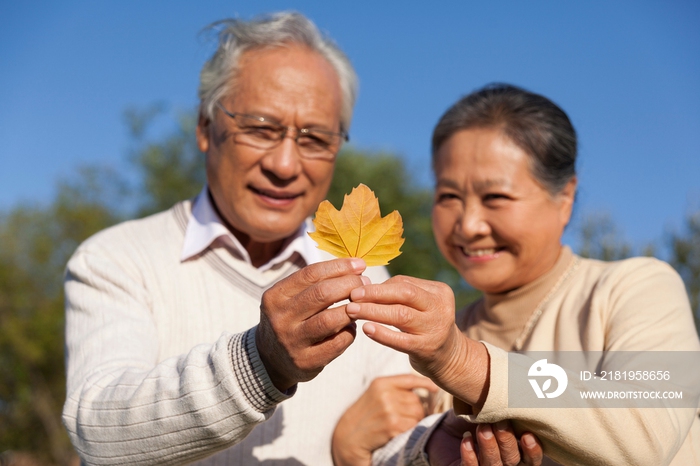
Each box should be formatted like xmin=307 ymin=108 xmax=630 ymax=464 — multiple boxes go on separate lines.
xmin=331 ymin=374 xmax=438 ymax=466
xmin=428 ymin=411 xmax=544 ymax=466
xmin=346 ymin=275 xmax=490 ymax=408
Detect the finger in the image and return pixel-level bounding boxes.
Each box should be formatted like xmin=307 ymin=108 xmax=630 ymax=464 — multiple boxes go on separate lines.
xmin=376 ymin=373 xmax=440 ymax=392
xmin=387 ymin=274 xmax=451 ymax=295
xmin=366 ymin=378 xmax=428 ymax=422
xmin=360 ymin=277 xmax=456 ymax=311
xmin=476 ymin=424 xmax=503 ymax=466
xmin=293 ymin=324 xmax=357 ymax=380
xmin=386 ymin=411 xmax=426 ymax=437
xmin=350 ymin=281 xmax=436 ymax=311
xmin=278 ymin=258 xmax=366 ymax=296
xmin=461 ymin=431 xmax=478 ymax=466
xmin=347 ymin=302 xmax=421 ymax=333
xmin=493 ymin=421 xmax=521 ymax=466
xmin=399 ymin=392 xmax=431 ymax=422
xmin=350 ymin=282 xmax=429 ymax=311
xmin=360 ymin=320 xmax=417 ymax=354
xmin=519 ymin=433 xmax=544 ymax=466
xmin=299 ymin=305 xmax=355 ymax=344
xmin=293 ymin=274 xmax=369 ymax=320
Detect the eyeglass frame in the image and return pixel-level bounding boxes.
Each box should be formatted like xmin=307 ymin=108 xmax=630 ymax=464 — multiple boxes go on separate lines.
xmin=215 ymin=102 xmax=349 ymax=158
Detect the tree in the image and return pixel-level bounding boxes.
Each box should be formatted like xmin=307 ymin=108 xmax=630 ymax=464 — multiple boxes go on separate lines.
xmin=575 ymin=212 xmax=633 ymax=261
xmin=668 ymin=211 xmax=700 ymax=330
xmin=125 ymin=106 xmax=205 ymax=216
xmin=575 ymin=210 xmax=699 ymax=333
xmin=0 ymin=167 xmax=123 ymax=464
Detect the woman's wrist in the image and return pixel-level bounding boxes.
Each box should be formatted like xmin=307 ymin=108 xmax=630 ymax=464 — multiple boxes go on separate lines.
xmin=430 ymin=331 xmax=490 ymax=409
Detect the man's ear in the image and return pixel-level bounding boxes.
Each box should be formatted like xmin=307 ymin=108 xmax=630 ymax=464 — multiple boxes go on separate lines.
xmin=558 ymin=176 xmax=578 ymax=226
xmin=196 ymin=110 xmax=210 ymax=153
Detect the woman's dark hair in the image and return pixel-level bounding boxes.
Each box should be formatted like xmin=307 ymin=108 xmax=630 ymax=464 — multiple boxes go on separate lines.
xmin=431 ymin=83 xmax=577 ymax=194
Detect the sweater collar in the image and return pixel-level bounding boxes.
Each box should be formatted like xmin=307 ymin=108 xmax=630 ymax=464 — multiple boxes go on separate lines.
xmin=462 ymin=246 xmax=576 ymax=349
xmin=483 ymin=246 xmax=575 ymax=311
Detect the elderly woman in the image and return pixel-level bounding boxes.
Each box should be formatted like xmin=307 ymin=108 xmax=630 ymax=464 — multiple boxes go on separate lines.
xmin=343 ymin=84 xmax=700 ymax=465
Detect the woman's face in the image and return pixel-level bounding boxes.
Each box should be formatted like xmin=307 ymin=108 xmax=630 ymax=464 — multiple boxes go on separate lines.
xmin=431 ymin=127 xmax=576 ymax=294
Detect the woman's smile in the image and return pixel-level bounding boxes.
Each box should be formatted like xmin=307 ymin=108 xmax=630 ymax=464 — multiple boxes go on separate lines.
xmin=459 ymin=246 xmax=505 ymax=261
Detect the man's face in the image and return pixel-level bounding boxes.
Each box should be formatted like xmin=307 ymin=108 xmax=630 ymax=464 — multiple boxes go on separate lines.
xmin=197 ymin=45 xmax=343 ymax=245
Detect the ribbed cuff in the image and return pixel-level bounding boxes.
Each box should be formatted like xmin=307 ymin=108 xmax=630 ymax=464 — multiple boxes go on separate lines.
xmin=230 ymin=327 xmax=295 ymax=413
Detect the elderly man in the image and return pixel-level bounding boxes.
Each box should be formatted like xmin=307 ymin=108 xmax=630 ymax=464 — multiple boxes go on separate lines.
xmin=61 ymin=12 xmax=424 ymax=465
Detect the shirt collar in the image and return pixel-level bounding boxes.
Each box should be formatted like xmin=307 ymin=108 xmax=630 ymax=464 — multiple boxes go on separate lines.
xmin=181 ymin=186 xmax=319 ymax=271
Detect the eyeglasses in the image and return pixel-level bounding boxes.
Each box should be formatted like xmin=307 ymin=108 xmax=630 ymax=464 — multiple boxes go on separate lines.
xmin=216 ymin=103 xmax=348 ymax=161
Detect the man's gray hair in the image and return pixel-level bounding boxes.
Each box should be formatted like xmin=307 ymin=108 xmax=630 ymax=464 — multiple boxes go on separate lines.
xmin=198 ymin=12 xmax=358 ymax=132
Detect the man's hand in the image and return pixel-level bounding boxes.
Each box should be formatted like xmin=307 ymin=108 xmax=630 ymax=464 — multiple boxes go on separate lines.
xmin=427 ymin=411 xmax=544 ymax=466
xmin=256 ymin=258 xmax=368 ymax=391
xmin=332 ymin=374 xmax=439 ymax=466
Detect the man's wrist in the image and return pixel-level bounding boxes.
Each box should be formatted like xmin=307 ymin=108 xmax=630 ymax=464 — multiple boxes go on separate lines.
xmin=254 ymin=324 xmax=297 ymax=392
xmin=231 ymin=328 xmax=294 ymax=413
xmin=331 ymin=432 xmax=371 ymax=466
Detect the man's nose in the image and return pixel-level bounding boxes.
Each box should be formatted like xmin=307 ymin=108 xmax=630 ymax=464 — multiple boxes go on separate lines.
xmin=458 ymin=202 xmax=490 ymax=238
xmin=260 ymin=135 xmax=303 ymax=180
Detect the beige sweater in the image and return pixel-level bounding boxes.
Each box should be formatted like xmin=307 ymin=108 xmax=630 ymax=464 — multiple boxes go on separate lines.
xmin=62 ymin=200 xmax=412 ymax=465
xmin=375 ymin=247 xmax=700 ymax=466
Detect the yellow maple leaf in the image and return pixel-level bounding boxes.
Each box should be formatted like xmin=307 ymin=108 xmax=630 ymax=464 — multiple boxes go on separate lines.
xmin=309 ymin=184 xmax=405 ymax=266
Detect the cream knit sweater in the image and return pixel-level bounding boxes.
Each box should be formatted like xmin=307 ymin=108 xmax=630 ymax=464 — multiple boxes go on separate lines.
xmin=62 ymin=200 xmax=412 ymax=465
xmin=374 ymin=247 xmax=700 ymax=466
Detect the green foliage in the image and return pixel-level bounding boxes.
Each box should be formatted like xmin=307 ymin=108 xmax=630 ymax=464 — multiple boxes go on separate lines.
xmin=0 ymin=105 xmax=193 ymax=461
xmin=127 ymin=109 xmax=205 ymax=216
xmin=576 ymin=212 xmax=633 ymax=261
xmin=668 ymin=211 xmax=700 ymax=329
xmin=0 ymin=168 xmax=121 ymax=464
xmin=575 ymin=210 xmax=700 ymax=332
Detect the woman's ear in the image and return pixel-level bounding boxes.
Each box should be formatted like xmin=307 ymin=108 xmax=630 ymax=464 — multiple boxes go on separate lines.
xmin=558 ymin=176 xmax=578 ymax=226
xmin=196 ymin=111 xmax=210 ymax=153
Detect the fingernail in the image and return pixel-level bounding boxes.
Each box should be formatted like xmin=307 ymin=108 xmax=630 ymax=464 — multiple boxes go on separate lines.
xmin=346 ymin=302 xmax=360 ymax=316
xmin=360 ymin=276 xmax=371 ymax=285
xmin=363 ymin=322 xmax=376 ymax=336
xmin=495 ymin=420 xmax=508 ymax=432
xmin=522 ymin=433 xmax=536 ymax=448
xmin=350 ymin=258 xmax=366 ymax=271
xmin=462 ymin=431 xmax=473 ymax=451
xmin=479 ymin=424 xmax=493 ymax=439
xmin=350 ymin=288 xmax=365 ymax=300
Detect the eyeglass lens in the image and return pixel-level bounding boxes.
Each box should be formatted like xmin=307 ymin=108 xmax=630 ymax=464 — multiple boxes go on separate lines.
xmin=232 ymin=114 xmax=342 ymax=159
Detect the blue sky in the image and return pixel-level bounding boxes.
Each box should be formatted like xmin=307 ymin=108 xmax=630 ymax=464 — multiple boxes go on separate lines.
xmin=1 ymin=1 xmax=699 ymax=251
